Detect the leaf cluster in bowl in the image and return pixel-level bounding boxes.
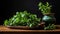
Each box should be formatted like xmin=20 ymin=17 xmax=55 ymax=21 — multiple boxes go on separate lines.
xmin=4 ymin=11 xmax=41 ymax=28
xmin=38 ymin=2 xmax=52 ymax=14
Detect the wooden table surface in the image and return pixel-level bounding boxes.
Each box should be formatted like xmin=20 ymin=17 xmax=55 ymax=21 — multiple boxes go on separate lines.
xmin=0 ymin=25 xmax=60 ymax=33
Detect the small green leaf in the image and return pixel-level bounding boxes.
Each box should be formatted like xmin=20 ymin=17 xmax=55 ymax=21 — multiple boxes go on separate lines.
xmin=4 ymin=20 xmax=9 ymax=26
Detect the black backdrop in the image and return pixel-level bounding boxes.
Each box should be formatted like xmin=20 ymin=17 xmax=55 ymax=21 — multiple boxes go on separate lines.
xmin=0 ymin=0 xmax=59 ymax=25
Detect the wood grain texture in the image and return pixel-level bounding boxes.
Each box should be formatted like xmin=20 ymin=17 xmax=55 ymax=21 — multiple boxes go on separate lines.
xmin=0 ymin=25 xmax=60 ymax=33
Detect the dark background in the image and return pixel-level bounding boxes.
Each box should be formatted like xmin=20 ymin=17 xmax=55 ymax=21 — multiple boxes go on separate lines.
xmin=0 ymin=0 xmax=59 ymax=25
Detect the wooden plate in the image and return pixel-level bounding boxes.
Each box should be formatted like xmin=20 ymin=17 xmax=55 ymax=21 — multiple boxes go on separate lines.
xmin=7 ymin=26 xmax=30 ymax=30
xmin=6 ymin=23 xmax=45 ymax=30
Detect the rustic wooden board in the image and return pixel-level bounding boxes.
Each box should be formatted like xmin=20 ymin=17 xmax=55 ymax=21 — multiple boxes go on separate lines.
xmin=0 ymin=25 xmax=60 ymax=32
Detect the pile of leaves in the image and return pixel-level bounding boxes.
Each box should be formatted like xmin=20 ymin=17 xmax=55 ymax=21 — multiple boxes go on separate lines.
xmin=4 ymin=11 xmax=41 ymax=28
xmin=44 ymin=24 xmax=56 ymax=30
xmin=38 ymin=2 xmax=52 ymax=14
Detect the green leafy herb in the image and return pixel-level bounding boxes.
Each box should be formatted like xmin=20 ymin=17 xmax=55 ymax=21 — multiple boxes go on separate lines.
xmin=44 ymin=24 xmax=56 ymax=30
xmin=38 ymin=2 xmax=52 ymax=14
xmin=4 ymin=11 xmax=41 ymax=28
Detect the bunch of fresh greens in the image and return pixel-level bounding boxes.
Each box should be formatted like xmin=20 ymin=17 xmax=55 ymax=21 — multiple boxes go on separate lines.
xmin=38 ymin=2 xmax=52 ymax=14
xmin=44 ymin=24 xmax=56 ymax=30
xmin=4 ymin=11 xmax=41 ymax=28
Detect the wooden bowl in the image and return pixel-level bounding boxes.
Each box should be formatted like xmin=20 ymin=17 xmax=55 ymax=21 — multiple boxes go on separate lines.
xmin=6 ymin=23 xmax=45 ymax=30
